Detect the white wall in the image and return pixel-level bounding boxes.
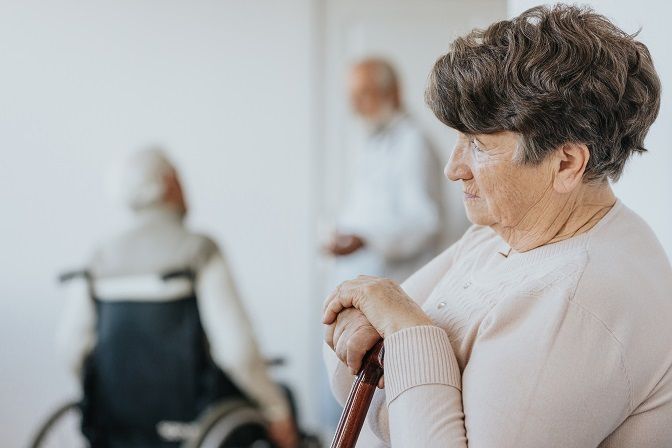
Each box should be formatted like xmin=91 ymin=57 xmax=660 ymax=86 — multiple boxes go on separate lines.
xmin=0 ymin=1 xmax=321 ymax=445
xmin=507 ymin=0 xmax=672 ymax=257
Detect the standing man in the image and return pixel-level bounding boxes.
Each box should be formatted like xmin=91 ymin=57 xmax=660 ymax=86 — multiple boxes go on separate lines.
xmin=325 ymin=58 xmax=442 ymax=283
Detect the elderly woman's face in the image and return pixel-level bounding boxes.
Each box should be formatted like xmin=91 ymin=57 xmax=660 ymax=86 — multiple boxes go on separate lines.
xmin=446 ymin=131 xmax=554 ymax=227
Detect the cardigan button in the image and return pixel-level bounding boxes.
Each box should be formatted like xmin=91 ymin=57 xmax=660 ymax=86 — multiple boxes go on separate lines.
xmin=437 ymin=301 xmax=447 ymax=309
xmin=463 ymin=281 xmax=472 ymax=289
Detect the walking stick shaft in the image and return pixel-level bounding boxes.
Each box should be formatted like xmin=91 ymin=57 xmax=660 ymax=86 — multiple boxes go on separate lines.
xmin=330 ymin=341 xmax=384 ymax=448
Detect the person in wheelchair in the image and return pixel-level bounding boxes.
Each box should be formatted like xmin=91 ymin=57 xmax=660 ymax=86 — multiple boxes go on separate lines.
xmin=56 ymin=148 xmax=298 ymax=448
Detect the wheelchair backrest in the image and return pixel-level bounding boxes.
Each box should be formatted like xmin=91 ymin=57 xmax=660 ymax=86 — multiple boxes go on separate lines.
xmin=75 ymin=269 xmax=243 ymax=438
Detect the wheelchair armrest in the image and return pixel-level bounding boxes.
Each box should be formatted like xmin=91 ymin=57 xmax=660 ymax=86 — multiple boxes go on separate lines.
xmin=57 ymin=270 xmax=91 ymax=284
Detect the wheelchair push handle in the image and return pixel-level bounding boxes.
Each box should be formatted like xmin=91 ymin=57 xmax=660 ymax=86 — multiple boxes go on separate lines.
xmin=330 ymin=340 xmax=384 ymax=448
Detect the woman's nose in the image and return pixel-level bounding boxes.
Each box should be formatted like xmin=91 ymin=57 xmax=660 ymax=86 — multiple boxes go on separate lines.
xmin=445 ymin=146 xmax=473 ymax=182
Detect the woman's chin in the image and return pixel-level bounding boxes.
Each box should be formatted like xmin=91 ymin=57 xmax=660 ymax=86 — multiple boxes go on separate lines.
xmin=464 ymin=204 xmax=494 ymax=226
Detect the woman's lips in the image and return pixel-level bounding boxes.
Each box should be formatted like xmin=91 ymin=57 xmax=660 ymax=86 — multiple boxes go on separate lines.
xmin=463 ymin=191 xmax=479 ymax=199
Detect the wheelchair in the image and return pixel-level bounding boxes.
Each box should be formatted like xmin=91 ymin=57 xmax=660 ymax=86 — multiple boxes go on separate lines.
xmin=30 ymin=394 xmax=320 ymax=448
xmin=30 ymin=269 xmax=321 ymax=448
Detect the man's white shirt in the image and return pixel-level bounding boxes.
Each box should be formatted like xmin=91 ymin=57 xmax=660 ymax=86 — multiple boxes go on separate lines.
xmin=334 ymin=113 xmax=442 ymax=284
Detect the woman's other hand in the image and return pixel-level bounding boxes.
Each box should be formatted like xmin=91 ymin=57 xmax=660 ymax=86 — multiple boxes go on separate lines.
xmin=323 ymin=275 xmax=433 ymax=371
xmin=325 ymin=308 xmax=381 ymax=376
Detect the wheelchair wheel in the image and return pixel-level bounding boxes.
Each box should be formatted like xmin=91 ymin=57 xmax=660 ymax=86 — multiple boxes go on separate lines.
xmin=185 ymin=400 xmax=272 ymax=448
xmin=30 ymin=401 xmax=87 ymax=448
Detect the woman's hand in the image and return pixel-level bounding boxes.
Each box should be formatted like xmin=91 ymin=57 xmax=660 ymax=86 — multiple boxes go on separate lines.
xmin=323 ymin=275 xmax=433 ymax=369
xmin=325 ymin=308 xmax=381 ymax=376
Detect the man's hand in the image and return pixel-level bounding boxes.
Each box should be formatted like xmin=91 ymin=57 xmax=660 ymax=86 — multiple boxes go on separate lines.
xmin=325 ymin=233 xmax=365 ymax=256
xmin=267 ymin=417 xmax=299 ymax=448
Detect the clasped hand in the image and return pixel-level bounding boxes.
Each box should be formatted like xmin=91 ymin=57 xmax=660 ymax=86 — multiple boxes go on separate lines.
xmin=323 ymin=275 xmax=433 ymax=385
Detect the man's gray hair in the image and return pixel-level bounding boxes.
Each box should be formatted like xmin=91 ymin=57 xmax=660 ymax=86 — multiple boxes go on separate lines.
xmin=357 ymin=57 xmax=400 ymax=92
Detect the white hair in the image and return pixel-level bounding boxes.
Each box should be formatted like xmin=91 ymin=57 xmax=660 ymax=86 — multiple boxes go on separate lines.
xmin=108 ymin=147 xmax=175 ymax=210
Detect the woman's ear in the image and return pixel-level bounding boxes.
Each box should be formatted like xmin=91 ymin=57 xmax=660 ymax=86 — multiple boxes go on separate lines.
xmin=553 ymin=143 xmax=590 ymax=193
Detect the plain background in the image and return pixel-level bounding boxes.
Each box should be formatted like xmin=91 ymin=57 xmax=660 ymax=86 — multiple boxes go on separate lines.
xmin=0 ymin=1 xmax=670 ymax=445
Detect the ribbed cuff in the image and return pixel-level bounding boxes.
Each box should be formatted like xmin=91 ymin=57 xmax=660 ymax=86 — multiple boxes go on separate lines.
xmin=384 ymin=325 xmax=462 ymax=404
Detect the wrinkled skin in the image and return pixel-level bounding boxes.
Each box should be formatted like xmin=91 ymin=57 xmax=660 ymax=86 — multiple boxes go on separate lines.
xmin=323 ymin=275 xmax=432 ymax=388
xmin=448 ymin=131 xmax=616 ymax=252
xmin=324 ymin=308 xmax=380 ymax=376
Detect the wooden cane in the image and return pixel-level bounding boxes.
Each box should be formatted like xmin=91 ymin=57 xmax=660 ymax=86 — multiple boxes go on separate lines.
xmin=330 ymin=340 xmax=384 ymax=448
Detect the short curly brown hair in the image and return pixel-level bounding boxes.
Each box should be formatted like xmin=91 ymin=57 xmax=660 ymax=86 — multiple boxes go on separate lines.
xmin=426 ymin=4 xmax=661 ymax=182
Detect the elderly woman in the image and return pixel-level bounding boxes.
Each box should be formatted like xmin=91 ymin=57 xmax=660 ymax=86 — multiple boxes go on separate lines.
xmin=322 ymin=5 xmax=672 ymax=448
